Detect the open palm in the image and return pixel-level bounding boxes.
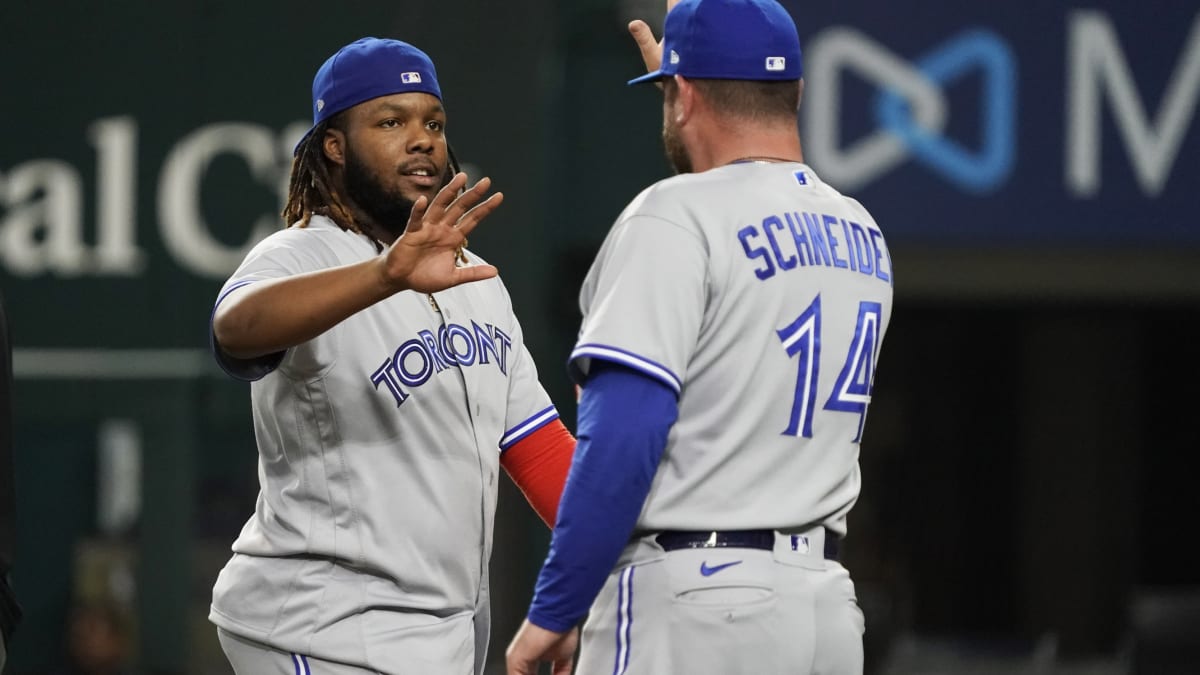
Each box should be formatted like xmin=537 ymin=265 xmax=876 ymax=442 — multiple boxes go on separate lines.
xmin=384 ymin=172 xmax=503 ymax=294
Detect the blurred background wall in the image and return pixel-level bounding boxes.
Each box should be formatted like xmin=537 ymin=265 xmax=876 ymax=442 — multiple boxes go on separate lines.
xmin=1 ymin=0 xmax=1197 ymax=673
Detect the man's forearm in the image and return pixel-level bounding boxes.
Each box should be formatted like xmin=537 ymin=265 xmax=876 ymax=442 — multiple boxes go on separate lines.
xmin=213 ymin=256 xmax=395 ymax=359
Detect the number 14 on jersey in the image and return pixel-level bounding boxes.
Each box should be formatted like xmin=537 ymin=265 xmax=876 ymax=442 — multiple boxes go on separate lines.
xmin=776 ymin=296 xmax=883 ymax=443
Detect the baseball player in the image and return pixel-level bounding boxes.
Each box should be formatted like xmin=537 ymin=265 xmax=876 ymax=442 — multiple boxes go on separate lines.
xmin=208 ymin=38 xmax=574 ymax=674
xmin=506 ymin=1 xmax=894 ymax=673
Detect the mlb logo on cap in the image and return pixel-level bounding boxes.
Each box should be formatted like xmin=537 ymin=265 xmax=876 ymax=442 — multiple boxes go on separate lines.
xmin=766 ymin=56 xmax=786 ymax=71
xmin=401 ymin=72 xmax=422 ymax=84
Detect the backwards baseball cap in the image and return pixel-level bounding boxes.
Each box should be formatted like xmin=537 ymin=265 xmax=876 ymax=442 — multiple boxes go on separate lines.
xmin=628 ymin=0 xmax=802 ymax=85
xmin=294 ymin=37 xmax=443 ymax=154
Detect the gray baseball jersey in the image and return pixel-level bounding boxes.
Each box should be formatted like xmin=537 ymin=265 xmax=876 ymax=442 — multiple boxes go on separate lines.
xmin=209 ymin=215 xmax=558 ymax=672
xmin=570 ymin=161 xmax=893 ymax=537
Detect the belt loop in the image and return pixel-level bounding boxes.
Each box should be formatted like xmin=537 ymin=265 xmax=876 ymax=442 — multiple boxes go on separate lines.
xmin=824 ymin=528 xmax=840 ymax=560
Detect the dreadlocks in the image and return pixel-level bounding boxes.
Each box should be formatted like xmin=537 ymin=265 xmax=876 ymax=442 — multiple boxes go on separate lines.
xmin=282 ymin=116 xmax=360 ymax=234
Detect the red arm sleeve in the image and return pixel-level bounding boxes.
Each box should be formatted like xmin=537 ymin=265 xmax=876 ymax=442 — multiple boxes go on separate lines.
xmin=501 ymin=418 xmax=576 ymax=527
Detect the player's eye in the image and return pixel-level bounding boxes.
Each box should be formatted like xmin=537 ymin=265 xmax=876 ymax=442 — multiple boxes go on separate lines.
xmin=380 ymin=118 xmax=401 ymax=128
xmin=426 ymin=120 xmax=444 ymax=132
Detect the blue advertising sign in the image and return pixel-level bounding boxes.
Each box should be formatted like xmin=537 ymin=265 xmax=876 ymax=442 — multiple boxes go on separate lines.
xmin=789 ymin=1 xmax=1200 ymax=245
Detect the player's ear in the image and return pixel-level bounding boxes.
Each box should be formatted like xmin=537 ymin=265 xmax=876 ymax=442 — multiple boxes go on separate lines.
xmin=674 ymin=75 xmax=695 ymax=125
xmin=323 ymin=127 xmax=346 ymax=167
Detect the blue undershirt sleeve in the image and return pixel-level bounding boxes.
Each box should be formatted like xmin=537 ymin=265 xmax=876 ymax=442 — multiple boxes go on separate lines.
xmin=526 ymin=359 xmax=679 ymax=632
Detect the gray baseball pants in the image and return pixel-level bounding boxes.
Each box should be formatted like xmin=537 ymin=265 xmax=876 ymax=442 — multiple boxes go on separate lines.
xmin=575 ymin=526 xmax=864 ymax=675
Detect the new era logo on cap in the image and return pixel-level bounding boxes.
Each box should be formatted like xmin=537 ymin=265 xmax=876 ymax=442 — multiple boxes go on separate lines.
xmin=766 ymin=56 xmax=787 ymax=71
xmin=401 ymin=72 xmax=422 ymax=84
xmin=316 ymin=99 xmax=325 ymax=112
xmin=669 ymin=50 xmax=680 ymax=64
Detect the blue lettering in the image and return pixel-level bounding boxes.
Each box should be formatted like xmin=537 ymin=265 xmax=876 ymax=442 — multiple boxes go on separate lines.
xmin=371 ymin=359 xmax=408 ymax=406
xmin=849 ymin=222 xmax=873 ymax=276
xmin=374 ymin=321 xmax=516 ymax=404
xmin=737 ymin=225 xmax=775 ymax=280
xmin=839 ymin=220 xmax=858 ymax=272
xmin=418 ymin=329 xmax=449 ymax=372
xmin=823 ymin=215 xmax=848 ymax=269
xmin=869 ymin=228 xmax=892 ymax=285
xmin=764 ymin=216 xmax=797 ymax=271
xmin=437 ymin=325 xmax=458 ymax=366
xmin=473 ymin=321 xmax=498 ymax=366
xmin=394 ymin=339 xmax=434 ymax=387
xmin=803 ymin=213 xmax=832 ymax=266
xmin=445 ymin=323 xmax=476 ymax=366
xmin=785 ymin=213 xmax=810 ymax=266
xmin=493 ymin=327 xmax=513 ymax=375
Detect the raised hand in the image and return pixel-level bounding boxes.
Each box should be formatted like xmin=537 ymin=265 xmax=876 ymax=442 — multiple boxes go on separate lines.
xmin=381 ymin=172 xmax=503 ymax=294
xmin=628 ymin=0 xmax=682 ymax=74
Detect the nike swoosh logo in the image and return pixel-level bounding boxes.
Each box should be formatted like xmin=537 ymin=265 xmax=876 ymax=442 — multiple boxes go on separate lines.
xmin=699 ymin=560 xmax=743 ymax=576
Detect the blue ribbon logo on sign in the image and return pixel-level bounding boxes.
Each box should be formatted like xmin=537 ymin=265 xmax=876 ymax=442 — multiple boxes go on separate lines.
xmin=805 ymin=28 xmax=1017 ymax=194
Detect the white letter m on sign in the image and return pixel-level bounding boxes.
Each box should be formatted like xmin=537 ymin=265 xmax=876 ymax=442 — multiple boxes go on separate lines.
xmin=1067 ymin=10 xmax=1200 ymax=197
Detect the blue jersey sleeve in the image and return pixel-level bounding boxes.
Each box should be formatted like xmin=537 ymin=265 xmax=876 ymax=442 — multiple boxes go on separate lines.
xmin=526 ymin=359 xmax=678 ymax=632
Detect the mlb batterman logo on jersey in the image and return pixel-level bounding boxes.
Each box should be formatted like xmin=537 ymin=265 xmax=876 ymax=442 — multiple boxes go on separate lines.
xmin=401 ymin=71 xmax=422 ymax=83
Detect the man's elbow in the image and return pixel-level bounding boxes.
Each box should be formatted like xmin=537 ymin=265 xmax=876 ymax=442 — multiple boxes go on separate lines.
xmin=212 ymin=301 xmax=260 ymax=360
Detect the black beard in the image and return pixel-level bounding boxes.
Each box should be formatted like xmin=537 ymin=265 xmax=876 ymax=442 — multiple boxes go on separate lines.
xmin=342 ymin=149 xmax=452 ymax=240
xmin=663 ymin=119 xmax=693 ymax=175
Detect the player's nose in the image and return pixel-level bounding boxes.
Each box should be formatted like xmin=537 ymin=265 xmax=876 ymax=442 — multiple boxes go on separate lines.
xmin=406 ymin=127 xmax=435 ymax=154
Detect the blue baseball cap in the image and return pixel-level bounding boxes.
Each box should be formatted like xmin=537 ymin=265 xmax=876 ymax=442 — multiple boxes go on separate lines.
xmin=628 ymin=0 xmax=802 ymax=85
xmin=294 ymin=37 xmax=443 ymax=154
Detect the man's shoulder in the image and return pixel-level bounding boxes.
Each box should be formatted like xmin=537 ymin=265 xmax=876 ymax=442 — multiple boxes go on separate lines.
xmin=638 ymin=171 xmax=718 ymax=203
xmin=629 ymin=166 xmax=786 ymax=214
xmin=251 ymin=216 xmax=366 ymax=256
xmin=615 ymin=173 xmax=709 ymax=227
xmin=278 ymin=214 xmax=353 ymax=242
xmin=225 ymin=216 xmax=370 ymax=282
